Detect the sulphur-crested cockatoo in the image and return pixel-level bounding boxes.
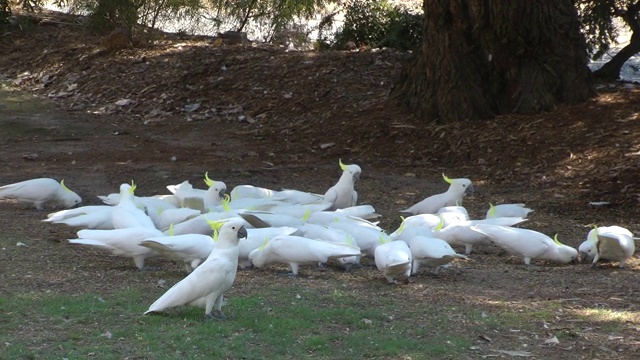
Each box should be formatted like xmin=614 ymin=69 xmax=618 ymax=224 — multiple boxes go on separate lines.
xmin=44 ymin=205 xmax=114 ymax=229
xmin=471 ymin=225 xmax=578 ymax=265
xmin=374 ymin=240 xmax=412 ymax=284
xmin=68 ymin=226 xmax=164 ymax=270
xmin=579 ymin=225 xmax=635 ymax=268
xmin=145 ymin=219 xmax=247 ymax=319
xmin=404 ymin=236 xmax=467 ymax=275
xmin=433 ymin=217 xmax=527 ymax=254
xmin=400 ymin=174 xmax=473 ymax=215
xmin=0 ymin=178 xmax=82 ymax=210
xmin=297 ymin=223 xmax=361 ymax=270
xmin=323 ymin=159 xmax=361 ymax=210
xmin=248 ymin=235 xmax=361 ymax=276
xmin=140 ymin=233 xmax=215 ymax=272
xmin=485 ymin=203 xmax=533 ymax=219
xmin=237 ymin=226 xmax=299 ymax=269
xmin=111 ymin=183 xmax=156 ymax=230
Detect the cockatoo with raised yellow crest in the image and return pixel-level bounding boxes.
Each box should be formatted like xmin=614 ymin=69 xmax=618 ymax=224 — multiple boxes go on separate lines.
xmin=323 ymin=159 xmax=361 ymax=210
xmin=0 ymin=178 xmax=82 ymax=210
xmin=578 ymin=225 xmax=635 ymax=268
xmin=400 ymin=174 xmax=473 ymax=215
xmin=145 ymin=219 xmax=247 ymax=320
xmin=112 ymin=182 xmax=156 ymax=229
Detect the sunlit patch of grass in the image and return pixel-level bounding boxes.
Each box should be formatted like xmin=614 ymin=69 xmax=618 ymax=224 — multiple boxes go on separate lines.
xmin=574 ymin=308 xmax=640 ymax=325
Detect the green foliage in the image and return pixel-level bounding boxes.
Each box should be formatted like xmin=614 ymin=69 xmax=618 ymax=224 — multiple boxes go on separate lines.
xmin=332 ymin=0 xmax=422 ymax=50
xmin=576 ymin=0 xmax=621 ymax=59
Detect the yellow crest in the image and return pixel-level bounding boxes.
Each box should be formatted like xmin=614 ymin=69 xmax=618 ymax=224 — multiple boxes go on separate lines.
xmin=258 ymin=236 xmax=270 ymax=250
xmin=168 ymin=223 xmax=174 ymax=236
xmin=488 ymin=203 xmax=496 ymax=217
xmin=553 ymin=233 xmax=563 ymax=246
xmin=434 ymin=215 xmax=445 ymax=231
xmin=204 ymin=171 xmax=215 ymax=188
xmin=129 ymin=180 xmax=137 ymax=195
xmin=60 ymin=179 xmax=71 ymax=192
xmin=442 ymin=173 xmax=453 ymax=184
xmin=397 ymin=216 xmax=406 ymax=235
xmin=339 ymin=158 xmax=348 ymax=171
xmin=206 ymin=219 xmax=226 ymax=232
xmin=589 ymin=225 xmax=599 ymax=242
xmin=222 ymin=194 xmax=231 ymax=212
xmin=302 ymin=209 xmax=311 ymax=222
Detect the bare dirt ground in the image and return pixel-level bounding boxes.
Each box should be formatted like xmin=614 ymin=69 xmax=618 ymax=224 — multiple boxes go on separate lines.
xmin=2 ymin=9 xmax=640 ymax=359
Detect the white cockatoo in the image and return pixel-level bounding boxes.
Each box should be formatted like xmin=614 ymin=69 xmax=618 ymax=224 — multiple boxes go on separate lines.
xmin=374 ymin=240 xmax=412 ymax=284
xmin=139 ymin=233 xmax=216 ymax=272
xmin=148 ymin=207 xmax=202 ymax=230
xmin=470 ymin=225 xmax=578 ymax=265
xmin=111 ymin=182 xmax=156 ymax=230
xmin=145 ymin=219 xmax=247 ymax=319
xmin=248 ymin=235 xmax=362 ymax=276
xmin=578 ymin=225 xmax=635 ymax=268
xmin=0 ymin=178 xmax=82 ymax=210
xmin=403 ymin=236 xmax=467 ymax=275
xmin=297 ymin=223 xmax=361 ymax=269
xmin=400 ymin=174 xmax=473 ymax=215
xmin=323 ymin=159 xmax=361 ymax=210
xmin=306 ymin=211 xmax=388 ymax=257
xmin=68 ymin=226 xmax=164 ymax=270
xmin=43 ymin=205 xmax=114 ymax=229
xmin=433 ymin=216 xmax=528 ymax=254
xmin=237 ymin=226 xmax=299 ymax=269
xmin=485 ymin=203 xmax=533 ymax=219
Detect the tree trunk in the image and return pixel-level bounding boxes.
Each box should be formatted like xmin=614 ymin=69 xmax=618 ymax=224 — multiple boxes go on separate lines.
xmin=593 ymin=1 xmax=640 ymax=80
xmin=390 ymin=0 xmax=595 ymax=123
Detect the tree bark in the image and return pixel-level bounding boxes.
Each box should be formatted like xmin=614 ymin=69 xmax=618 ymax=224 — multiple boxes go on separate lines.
xmin=390 ymin=0 xmax=595 ymax=123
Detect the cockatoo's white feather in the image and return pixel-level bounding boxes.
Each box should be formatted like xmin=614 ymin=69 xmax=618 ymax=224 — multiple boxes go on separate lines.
xmin=470 ymin=225 xmax=578 ymax=265
xmin=0 ymin=178 xmax=82 ymax=210
xmin=248 ymin=235 xmax=361 ymax=275
xmin=400 ymin=175 xmax=473 ymax=215
xmin=404 ymin=236 xmax=467 ymax=275
xmin=44 ymin=205 xmax=114 ymax=229
xmin=579 ymin=226 xmax=635 ymax=268
xmin=374 ymin=240 xmax=412 ymax=283
xmin=323 ymin=160 xmax=361 ymax=210
xmin=145 ymin=219 xmax=247 ymax=319
xmin=69 ymin=227 xmax=164 ymax=269
xmin=485 ymin=203 xmax=533 ymax=219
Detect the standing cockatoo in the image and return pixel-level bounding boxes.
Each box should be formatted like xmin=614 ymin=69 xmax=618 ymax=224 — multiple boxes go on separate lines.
xmin=578 ymin=225 xmax=635 ymax=268
xmin=145 ymin=219 xmax=247 ymax=319
xmin=400 ymin=174 xmax=473 ymax=215
xmin=323 ymin=159 xmax=361 ymax=210
xmin=0 ymin=178 xmax=82 ymax=210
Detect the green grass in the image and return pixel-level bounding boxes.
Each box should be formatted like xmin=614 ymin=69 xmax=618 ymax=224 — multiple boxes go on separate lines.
xmin=1 ymin=284 xmax=475 ymax=359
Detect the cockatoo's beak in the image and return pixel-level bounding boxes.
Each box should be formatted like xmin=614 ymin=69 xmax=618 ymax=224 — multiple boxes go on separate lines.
xmin=353 ymin=172 xmax=361 ymax=181
xmin=238 ymin=226 xmax=248 ymax=239
xmin=219 ymin=189 xmax=226 ymax=198
xmin=579 ymin=252 xmax=589 ymax=263
xmin=465 ymin=184 xmax=475 ymax=195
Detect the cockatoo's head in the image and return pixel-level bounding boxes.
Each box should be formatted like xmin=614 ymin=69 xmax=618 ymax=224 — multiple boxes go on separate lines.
xmin=339 ymin=159 xmax=361 ymax=181
xmin=204 ymin=172 xmax=227 ymax=199
xmin=443 ymin=174 xmax=473 ymax=196
xmin=553 ymin=234 xmax=579 ymax=264
xmin=59 ymin=180 xmax=82 ymax=208
xmin=579 ymin=228 xmax=599 ymax=263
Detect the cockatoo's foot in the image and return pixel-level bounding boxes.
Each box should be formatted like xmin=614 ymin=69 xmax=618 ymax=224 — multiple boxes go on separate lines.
xmin=205 ymin=310 xmax=227 ymax=321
